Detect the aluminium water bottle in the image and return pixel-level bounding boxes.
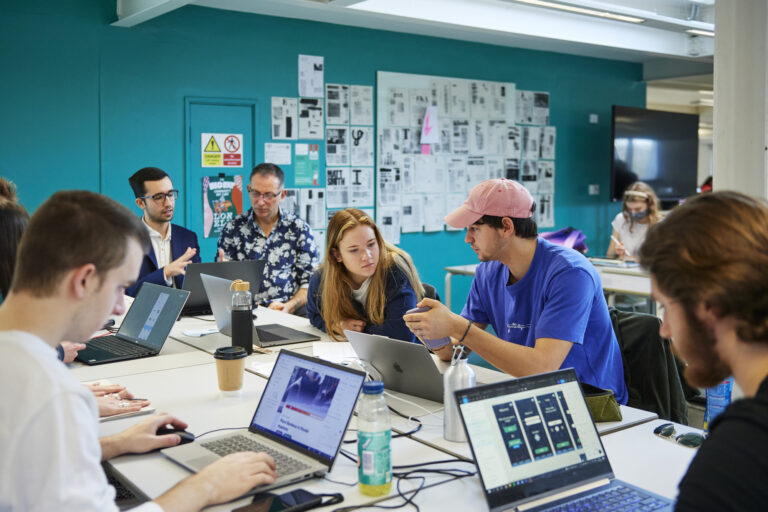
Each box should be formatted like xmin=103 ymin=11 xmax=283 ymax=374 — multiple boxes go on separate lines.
xmin=443 ymin=345 xmax=476 ymax=442
xmin=357 ymin=380 xmax=392 ymax=496
xmin=230 ymin=279 xmax=253 ymax=355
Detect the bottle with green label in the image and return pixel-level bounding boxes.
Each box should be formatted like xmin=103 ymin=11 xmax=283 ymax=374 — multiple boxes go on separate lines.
xmin=357 ymin=380 xmax=392 ymax=496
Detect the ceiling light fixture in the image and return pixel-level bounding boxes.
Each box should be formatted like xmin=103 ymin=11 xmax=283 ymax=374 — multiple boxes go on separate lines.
xmin=686 ymin=29 xmax=715 ymax=37
xmin=512 ymin=0 xmax=645 ymax=24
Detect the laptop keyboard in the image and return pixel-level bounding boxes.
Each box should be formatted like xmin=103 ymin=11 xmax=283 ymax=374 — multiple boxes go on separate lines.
xmin=90 ymin=336 xmax=152 ymax=357
xmin=201 ymin=435 xmax=311 ymax=476
xmin=540 ymin=484 xmax=669 ymax=512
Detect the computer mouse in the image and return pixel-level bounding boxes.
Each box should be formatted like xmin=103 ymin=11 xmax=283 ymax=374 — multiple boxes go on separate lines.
xmin=156 ymin=427 xmax=195 ymax=445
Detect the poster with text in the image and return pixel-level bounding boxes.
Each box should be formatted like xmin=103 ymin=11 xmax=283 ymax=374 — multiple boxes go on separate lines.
xmin=203 ymin=175 xmax=243 ymax=238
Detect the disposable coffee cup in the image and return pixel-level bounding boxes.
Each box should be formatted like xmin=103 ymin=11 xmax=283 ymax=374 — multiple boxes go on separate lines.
xmin=214 ymin=346 xmax=247 ymax=397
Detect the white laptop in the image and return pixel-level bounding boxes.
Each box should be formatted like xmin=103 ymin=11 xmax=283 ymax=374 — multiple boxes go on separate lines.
xmin=345 ymin=330 xmax=446 ymax=402
xmin=455 ymin=368 xmax=674 ymax=512
xmin=201 ymin=273 xmax=320 ymax=347
xmin=162 ymin=350 xmax=365 ymax=494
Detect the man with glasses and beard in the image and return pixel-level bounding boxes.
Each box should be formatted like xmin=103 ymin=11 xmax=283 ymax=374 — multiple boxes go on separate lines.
xmin=639 ymin=191 xmax=768 ymax=510
xmin=217 ymin=163 xmax=319 ymax=316
xmin=126 ymin=167 xmax=200 ymax=297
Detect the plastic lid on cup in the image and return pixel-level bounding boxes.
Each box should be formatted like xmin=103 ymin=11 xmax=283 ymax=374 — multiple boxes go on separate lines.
xmin=214 ymin=346 xmax=248 ymax=360
xmin=362 ymin=380 xmax=384 ymax=394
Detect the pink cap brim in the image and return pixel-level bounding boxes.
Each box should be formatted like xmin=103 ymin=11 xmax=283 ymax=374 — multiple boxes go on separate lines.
xmin=444 ymin=205 xmax=482 ymax=229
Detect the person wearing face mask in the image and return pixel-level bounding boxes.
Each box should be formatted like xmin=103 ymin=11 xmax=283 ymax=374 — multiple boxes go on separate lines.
xmin=306 ymin=208 xmax=424 ymax=342
xmin=606 ymin=181 xmax=662 ymax=261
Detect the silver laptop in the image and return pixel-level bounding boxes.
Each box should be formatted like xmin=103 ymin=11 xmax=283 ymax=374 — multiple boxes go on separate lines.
xmin=181 ymin=260 xmax=266 ymax=316
xmin=201 ymin=273 xmax=320 ymax=347
xmin=455 ymin=368 xmax=674 ymax=512
xmin=345 ymin=330 xmax=445 ymax=402
xmin=163 ymin=350 xmax=365 ymax=494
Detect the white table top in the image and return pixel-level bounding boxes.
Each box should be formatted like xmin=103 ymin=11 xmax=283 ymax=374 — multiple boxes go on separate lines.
xmin=365 ymin=418 xmax=700 ymax=511
xmin=78 ymin=304 xmax=677 ymax=512
xmin=99 ymin=363 xmax=471 ymax=511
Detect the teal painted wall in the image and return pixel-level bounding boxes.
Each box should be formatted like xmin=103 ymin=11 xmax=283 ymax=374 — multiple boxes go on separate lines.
xmin=0 ymin=1 xmax=641 ymax=312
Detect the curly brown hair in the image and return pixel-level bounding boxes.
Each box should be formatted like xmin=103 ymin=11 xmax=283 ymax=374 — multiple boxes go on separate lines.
xmin=639 ymin=191 xmax=768 ymax=343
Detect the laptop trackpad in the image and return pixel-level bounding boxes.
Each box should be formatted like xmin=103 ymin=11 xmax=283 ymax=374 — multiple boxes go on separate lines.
xmin=190 ymin=455 xmax=219 ymax=468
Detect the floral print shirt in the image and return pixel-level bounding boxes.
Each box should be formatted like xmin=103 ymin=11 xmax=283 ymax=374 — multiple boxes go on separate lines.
xmin=217 ymin=208 xmax=319 ymax=305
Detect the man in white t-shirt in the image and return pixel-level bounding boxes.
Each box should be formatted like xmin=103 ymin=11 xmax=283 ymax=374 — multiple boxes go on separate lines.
xmin=0 ymin=191 xmax=276 ymax=511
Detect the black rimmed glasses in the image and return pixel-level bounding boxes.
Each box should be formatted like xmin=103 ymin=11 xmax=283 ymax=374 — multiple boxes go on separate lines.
xmin=140 ymin=190 xmax=178 ymax=203
xmin=247 ymin=186 xmax=282 ymax=201
xmin=653 ymin=423 xmax=706 ymax=448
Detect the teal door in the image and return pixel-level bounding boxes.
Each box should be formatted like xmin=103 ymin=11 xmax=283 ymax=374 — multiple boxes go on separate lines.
xmin=185 ymin=98 xmax=259 ymax=262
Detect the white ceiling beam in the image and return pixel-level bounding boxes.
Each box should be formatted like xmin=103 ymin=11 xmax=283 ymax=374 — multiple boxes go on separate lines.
xmin=112 ymin=0 xmax=194 ymax=27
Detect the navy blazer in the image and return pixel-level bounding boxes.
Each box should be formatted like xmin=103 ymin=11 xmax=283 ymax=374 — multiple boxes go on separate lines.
xmin=126 ymin=223 xmax=201 ymax=297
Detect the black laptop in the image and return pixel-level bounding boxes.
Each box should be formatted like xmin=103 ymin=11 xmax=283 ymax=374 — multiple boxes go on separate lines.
xmin=181 ymin=260 xmax=266 ymax=315
xmin=455 ymin=368 xmax=673 ymax=512
xmin=76 ymin=283 xmax=189 ymax=365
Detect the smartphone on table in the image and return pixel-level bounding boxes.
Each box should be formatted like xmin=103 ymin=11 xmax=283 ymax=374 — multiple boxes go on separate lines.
xmin=232 ymin=488 xmax=322 ymax=512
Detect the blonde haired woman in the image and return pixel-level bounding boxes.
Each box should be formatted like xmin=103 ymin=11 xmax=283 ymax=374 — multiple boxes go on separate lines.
xmin=307 ymin=208 xmax=424 ymax=342
xmin=606 ymin=181 xmax=663 ymax=260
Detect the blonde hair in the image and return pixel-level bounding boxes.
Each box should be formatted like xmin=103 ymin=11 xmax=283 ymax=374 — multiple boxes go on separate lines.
xmin=622 ymin=181 xmax=662 ymax=232
xmin=320 ymin=208 xmax=424 ymax=341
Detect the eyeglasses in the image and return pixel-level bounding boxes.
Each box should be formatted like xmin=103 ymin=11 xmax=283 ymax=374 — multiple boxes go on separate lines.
xmin=653 ymin=423 xmax=706 ymax=448
xmin=247 ymin=186 xmax=282 ymax=201
xmin=139 ymin=190 xmax=178 ymax=203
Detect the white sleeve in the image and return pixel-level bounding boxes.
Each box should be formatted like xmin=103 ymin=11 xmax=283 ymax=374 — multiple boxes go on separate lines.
xmin=610 ymin=213 xmax=623 ymax=235
xmin=10 ymin=389 xmax=120 ymax=512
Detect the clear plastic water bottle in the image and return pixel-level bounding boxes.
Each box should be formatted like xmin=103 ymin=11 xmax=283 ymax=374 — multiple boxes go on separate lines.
xmin=357 ymin=380 xmax=392 ymax=496
xmin=704 ymin=378 xmax=733 ymax=432
xmin=230 ymin=279 xmax=253 ymax=355
xmin=444 ymin=345 xmax=475 ymax=442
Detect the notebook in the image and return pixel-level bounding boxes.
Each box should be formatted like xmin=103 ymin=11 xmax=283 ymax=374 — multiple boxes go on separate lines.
xmin=345 ymin=330 xmax=445 ymax=402
xmin=200 ymin=273 xmax=320 ymax=347
xmin=76 ymin=284 xmax=189 ymax=366
xmin=455 ymin=368 xmax=674 ymax=512
xmin=162 ymin=350 xmax=365 ymax=494
xmin=181 ymin=260 xmax=266 ymax=316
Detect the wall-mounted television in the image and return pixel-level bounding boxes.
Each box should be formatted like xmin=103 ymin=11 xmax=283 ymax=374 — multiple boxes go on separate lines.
xmin=610 ymin=106 xmax=699 ymax=206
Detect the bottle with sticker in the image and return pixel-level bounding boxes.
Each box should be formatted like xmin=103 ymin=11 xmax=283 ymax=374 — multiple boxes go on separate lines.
xmin=357 ymin=380 xmax=392 ymax=496
xmin=704 ymin=377 xmax=733 ymax=432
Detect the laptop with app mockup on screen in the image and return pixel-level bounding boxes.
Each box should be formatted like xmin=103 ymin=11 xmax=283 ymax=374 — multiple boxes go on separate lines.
xmin=76 ymin=283 xmax=189 ymax=366
xmin=200 ymin=273 xmax=320 ymax=347
xmin=162 ymin=350 xmax=365 ymax=494
xmin=181 ymin=260 xmax=266 ymax=316
xmin=344 ymin=330 xmax=446 ymax=402
xmin=455 ymin=368 xmax=673 ymax=512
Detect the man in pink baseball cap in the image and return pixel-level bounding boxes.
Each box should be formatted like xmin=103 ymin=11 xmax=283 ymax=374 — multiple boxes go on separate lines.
xmin=404 ymin=178 xmax=627 ymax=403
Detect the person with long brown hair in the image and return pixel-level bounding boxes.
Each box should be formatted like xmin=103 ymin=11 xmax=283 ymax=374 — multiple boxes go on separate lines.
xmin=606 ymin=181 xmax=663 ymax=260
xmin=307 ymin=208 xmax=424 ymax=342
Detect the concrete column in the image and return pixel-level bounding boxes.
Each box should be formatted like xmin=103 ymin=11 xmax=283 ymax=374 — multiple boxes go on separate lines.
xmin=713 ymin=0 xmax=768 ymax=198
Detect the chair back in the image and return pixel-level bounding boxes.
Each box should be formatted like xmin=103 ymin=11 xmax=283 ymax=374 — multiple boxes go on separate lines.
xmin=609 ymin=307 xmax=688 ymax=424
xmin=422 ymin=283 xmax=441 ymax=302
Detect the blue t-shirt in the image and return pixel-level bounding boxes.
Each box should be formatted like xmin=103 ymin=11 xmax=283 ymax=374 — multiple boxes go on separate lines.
xmin=462 ymin=238 xmax=628 ymax=404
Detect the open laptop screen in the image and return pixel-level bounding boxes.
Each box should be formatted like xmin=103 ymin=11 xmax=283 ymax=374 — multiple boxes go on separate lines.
xmin=250 ymin=351 xmax=365 ymax=464
xmin=456 ymin=369 xmax=613 ymax=510
xmin=117 ymin=284 xmax=189 ymax=350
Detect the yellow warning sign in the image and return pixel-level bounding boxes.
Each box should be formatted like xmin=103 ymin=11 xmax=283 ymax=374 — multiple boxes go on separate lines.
xmin=203 ymin=153 xmax=223 ymax=166
xmin=204 ymin=136 xmax=221 ymax=153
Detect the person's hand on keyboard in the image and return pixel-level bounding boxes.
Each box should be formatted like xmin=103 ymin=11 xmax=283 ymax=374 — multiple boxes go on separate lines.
xmin=183 ymin=452 xmax=277 ymax=505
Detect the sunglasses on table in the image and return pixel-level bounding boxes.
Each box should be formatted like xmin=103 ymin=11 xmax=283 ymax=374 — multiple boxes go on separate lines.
xmin=653 ymin=423 xmax=707 ymax=448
